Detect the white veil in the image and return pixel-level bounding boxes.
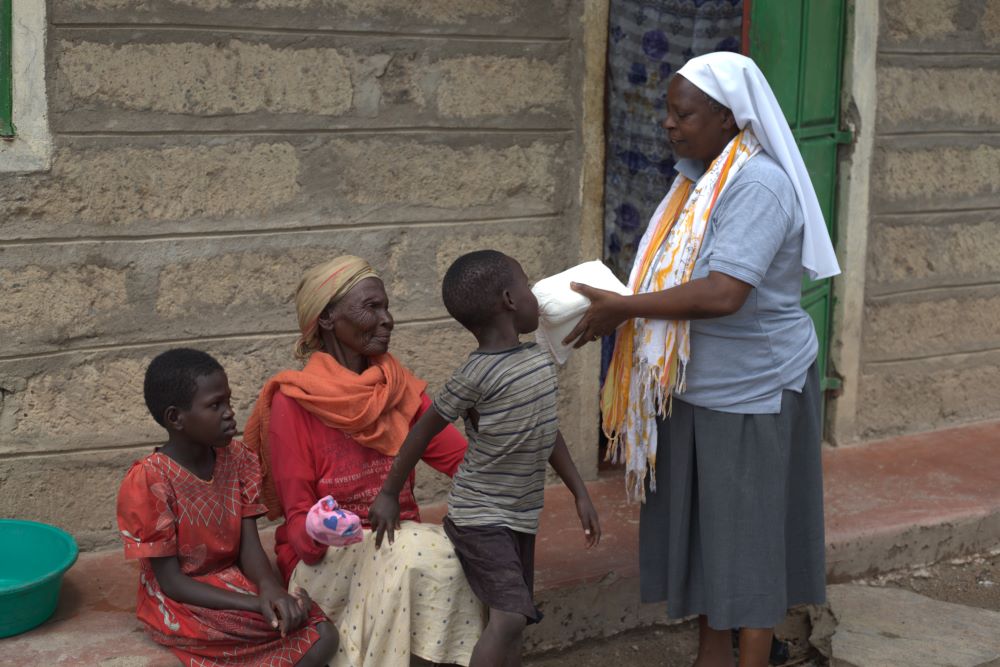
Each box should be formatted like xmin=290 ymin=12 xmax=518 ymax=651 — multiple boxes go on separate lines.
xmin=677 ymin=52 xmax=841 ymax=280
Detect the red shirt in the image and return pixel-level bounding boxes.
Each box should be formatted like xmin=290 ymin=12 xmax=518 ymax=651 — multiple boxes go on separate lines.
xmin=269 ymin=391 xmax=466 ymax=582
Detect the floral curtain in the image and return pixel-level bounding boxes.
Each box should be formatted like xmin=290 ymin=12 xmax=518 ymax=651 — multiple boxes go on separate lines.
xmin=600 ymin=0 xmax=744 ymax=384
xmin=603 ymin=0 xmax=744 ymax=282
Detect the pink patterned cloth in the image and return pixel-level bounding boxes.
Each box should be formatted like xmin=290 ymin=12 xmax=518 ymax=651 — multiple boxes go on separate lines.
xmin=305 ymin=496 xmax=363 ymax=547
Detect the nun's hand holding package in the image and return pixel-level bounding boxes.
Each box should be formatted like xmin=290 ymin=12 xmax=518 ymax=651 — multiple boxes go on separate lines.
xmin=532 ymin=260 xmax=630 ymax=364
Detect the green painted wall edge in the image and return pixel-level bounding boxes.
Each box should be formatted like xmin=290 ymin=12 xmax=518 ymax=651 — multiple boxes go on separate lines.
xmin=0 ymin=0 xmax=14 ymax=137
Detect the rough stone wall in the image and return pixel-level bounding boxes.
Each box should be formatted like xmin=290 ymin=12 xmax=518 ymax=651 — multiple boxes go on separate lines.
xmin=0 ymin=0 xmax=603 ymax=550
xmin=856 ymin=0 xmax=1000 ymax=438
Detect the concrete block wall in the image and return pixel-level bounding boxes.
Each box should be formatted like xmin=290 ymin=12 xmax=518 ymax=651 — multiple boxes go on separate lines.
xmin=0 ymin=0 xmax=606 ymax=550
xmin=855 ymin=0 xmax=1000 ymax=439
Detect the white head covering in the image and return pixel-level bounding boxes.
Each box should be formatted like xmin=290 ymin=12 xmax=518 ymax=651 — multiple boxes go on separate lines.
xmin=677 ymin=52 xmax=841 ymax=280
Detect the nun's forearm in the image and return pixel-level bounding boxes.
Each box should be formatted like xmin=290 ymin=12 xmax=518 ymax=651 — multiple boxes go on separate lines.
xmin=623 ymin=271 xmax=752 ymax=320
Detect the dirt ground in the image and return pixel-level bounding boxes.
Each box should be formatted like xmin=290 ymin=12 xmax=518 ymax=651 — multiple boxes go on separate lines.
xmin=525 ymin=622 xmax=700 ymax=667
xmin=523 ymin=550 xmax=1000 ymax=666
xmin=870 ymin=549 xmax=1000 ymax=613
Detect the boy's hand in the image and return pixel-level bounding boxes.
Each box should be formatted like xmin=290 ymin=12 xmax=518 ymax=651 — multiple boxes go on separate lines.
xmin=575 ymin=495 xmax=601 ymax=548
xmin=258 ymin=581 xmax=307 ymax=636
xmin=370 ymin=490 xmax=401 ymax=549
xmin=547 ymin=430 xmax=600 ymax=548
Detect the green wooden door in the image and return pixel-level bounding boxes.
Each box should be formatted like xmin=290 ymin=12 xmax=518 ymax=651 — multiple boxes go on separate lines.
xmin=747 ymin=0 xmax=847 ymax=393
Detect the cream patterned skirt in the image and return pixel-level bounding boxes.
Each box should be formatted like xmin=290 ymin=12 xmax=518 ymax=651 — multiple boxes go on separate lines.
xmin=289 ymin=521 xmax=486 ymax=666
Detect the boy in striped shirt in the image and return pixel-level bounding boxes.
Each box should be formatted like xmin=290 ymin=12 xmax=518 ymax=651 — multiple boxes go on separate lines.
xmin=370 ymin=250 xmax=601 ymax=667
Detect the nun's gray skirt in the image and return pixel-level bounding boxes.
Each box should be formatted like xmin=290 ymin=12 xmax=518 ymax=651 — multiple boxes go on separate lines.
xmin=639 ymin=364 xmax=826 ymax=630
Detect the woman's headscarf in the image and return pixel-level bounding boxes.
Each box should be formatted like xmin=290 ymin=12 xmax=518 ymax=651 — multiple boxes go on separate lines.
xmin=244 ymin=255 xmax=426 ymax=518
xmin=294 ymin=255 xmax=379 ymax=359
xmin=676 ymin=52 xmax=841 ymax=280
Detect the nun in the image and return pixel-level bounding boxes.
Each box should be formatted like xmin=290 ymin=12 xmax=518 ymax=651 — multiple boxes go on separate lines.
xmin=565 ymin=52 xmax=839 ymax=666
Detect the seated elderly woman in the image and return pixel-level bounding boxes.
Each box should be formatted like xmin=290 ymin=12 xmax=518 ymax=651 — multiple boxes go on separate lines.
xmin=244 ymin=255 xmax=484 ymax=666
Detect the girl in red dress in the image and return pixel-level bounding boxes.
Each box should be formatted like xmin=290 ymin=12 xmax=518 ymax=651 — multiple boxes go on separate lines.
xmin=117 ymin=348 xmax=338 ymax=667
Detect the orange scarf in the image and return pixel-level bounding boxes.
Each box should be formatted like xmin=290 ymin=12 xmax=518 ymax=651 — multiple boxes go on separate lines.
xmin=244 ymin=351 xmax=427 ymax=518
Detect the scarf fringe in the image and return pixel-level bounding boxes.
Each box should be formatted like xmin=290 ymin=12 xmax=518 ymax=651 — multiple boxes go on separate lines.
xmin=603 ymin=355 xmax=688 ymax=503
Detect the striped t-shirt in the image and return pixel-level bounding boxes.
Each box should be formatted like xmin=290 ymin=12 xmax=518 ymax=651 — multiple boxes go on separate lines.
xmin=432 ymin=342 xmax=558 ymax=534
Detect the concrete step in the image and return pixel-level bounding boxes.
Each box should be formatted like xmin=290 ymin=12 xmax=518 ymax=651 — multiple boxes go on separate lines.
xmin=3 ymin=420 xmax=1000 ymax=665
xmin=824 ymin=420 xmax=1000 ymax=582
xmin=827 ymin=584 xmax=1000 ymax=666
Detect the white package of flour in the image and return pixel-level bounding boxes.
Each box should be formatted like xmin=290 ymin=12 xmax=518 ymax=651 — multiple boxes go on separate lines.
xmin=531 ymin=260 xmax=630 ymax=364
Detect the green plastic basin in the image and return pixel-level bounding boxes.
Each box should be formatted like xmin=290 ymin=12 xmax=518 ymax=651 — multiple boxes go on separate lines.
xmin=0 ymin=519 xmax=78 ymax=638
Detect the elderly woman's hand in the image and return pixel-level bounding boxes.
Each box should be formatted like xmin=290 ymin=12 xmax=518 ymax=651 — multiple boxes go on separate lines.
xmin=562 ymin=282 xmax=630 ymax=349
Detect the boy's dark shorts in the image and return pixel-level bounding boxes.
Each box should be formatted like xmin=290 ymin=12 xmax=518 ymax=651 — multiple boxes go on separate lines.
xmin=443 ymin=516 xmax=542 ymax=624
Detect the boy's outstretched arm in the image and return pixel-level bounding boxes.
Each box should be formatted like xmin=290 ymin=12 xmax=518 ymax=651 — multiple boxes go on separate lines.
xmin=370 ymin=407 xmax=450 ymax=548
xmin=549 ymin=430 xmax=601 ymax=547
